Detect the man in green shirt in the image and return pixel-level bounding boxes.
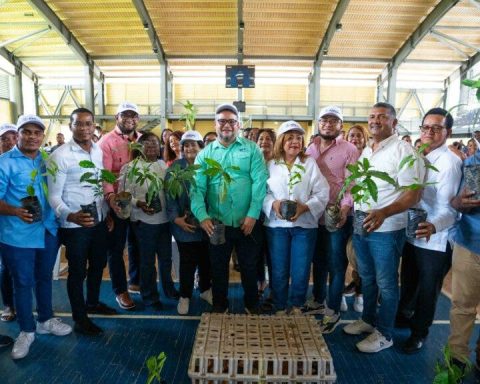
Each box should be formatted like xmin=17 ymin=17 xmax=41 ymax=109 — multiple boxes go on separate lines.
xmin=191 ymin=103 xmax=267 ymax=314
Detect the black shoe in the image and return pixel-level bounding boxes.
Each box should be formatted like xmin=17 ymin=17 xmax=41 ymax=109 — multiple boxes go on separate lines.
xmin=149 ymin=302 xmax=164 ymax=312
xmin=211 ymin=306 xmax=228 ymax=314
xmin=343 ymin=281 xmax=356 ymax=297
xmin=395 ymin=313 xmax=411 ymax=328
xmin=87 ymin=302 xmax=118 ymax=316
xmin=402 ymin=336 xmax=425 ymax=354
xmin=233 ymin=263 xmax=241 ymax=272
xmin=452 ymin=358 xmax=467 ymax=376
xmin=0 ymin=334 xmax=14 ymax=348
xmin=165 ymin=288 xmax=180 ymax=300
xmin=245 ymin=305 xmax=263 ymax=315
xmin=74 ymin=318 xmax=103 ymax=336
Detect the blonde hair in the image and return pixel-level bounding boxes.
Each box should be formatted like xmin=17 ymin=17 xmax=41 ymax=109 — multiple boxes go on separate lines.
xmin=273 ymin=131 xmax=308 ymax=163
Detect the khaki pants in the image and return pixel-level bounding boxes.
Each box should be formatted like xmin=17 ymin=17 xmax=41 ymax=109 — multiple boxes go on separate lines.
xmin=448 ymin=244 xmax=480 ymax=361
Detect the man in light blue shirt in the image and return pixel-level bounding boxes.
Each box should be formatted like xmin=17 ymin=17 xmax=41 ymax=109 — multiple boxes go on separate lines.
xmin=0 ymin=115 xmax=71 ymax=360
xmin=191 ymin=103 xmax=268 ymax=314
xmin=48 ymin=108 xmax=117 ymax=336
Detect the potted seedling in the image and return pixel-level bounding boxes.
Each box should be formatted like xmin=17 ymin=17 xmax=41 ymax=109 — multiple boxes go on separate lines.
xmin=21 ymin=148 xmax=59 ymax=223
xmin=202 ymin=158 xmax=239 ymax=245
xmin=145 ymin=352 xmax=167 ymax=384
xmin=164 ymin=162 xmax=201 ymax=226
xmin=433 ymin=345 xmax=471 ymax=384
xmin=180 ymin=100 xmax=198 ymax=130
xmin=397 ymin=143 xmax=439 ymax=239
xmin=274 ymin=161 xmax=306 ymax=221
xmin=79 ymin=160 xmax=117 ymax=225
xmin=336 ymin=158 xmax=397 ymax=236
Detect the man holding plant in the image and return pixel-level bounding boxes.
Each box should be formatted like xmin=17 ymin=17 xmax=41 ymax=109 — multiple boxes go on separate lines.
xmin=343 ymin=102 xmax=424 ymax=353
xmin=303 ymin=106 xmax=359 ymax=333
xmin=397 ymin=108 xmax=462 ymax=353
xmin=0 ymin=115 xmax=72 ymax=359
xmin=48 ymin=108 xmax=117 ymax=336
xmin=191 ymin=103 xmax=268 ymax=314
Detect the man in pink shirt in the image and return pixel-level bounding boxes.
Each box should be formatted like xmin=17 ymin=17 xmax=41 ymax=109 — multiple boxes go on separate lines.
xmin=303 ymin=106 xmax=360 ymax=333
xmin=99 ymin=102 xmax=141 ymax=310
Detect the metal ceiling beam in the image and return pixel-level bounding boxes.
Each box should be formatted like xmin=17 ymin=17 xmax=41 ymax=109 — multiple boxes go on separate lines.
xmin=0 ymin=47 xmax=36 ymax=82
xmin=0 ymin=26 xmax=51 ymax=49
xmin=314 ymin=0 xmax=350 ymax=62
xmin=131 ymin=0 xmax=166 ymax=65
xmin=390 ymin=0 xmax=460 ymax=69
xmin=237 ymin=0 xmax=244 ymax=64
xmin=430 ymin=32 xmax=470 ymax=59
xmin=27 ymin=0 xmax=102 ymax=81
xmin=431 ymin=30 xmax=480 ymax=53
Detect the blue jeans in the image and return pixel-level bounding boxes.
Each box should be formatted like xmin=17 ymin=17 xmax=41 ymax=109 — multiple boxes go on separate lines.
xmin=312 ymin=217 xmax=352 ymax=313
xmin=60 ymin=222 xmax=108 ymax=321
xmin=131 ymin=221 xmax=174 ymax=305
xmin=266 ymin=227 xmax=317 ymax=310
xmin=353 ymin=229 xmax=405 ymax=339
xmin=209 ymin=225 xmax=261 ymax=311
xmin=1 ymin=231 xmax=59 ymax=332
xmin=0 ymin=247 xmax=15 ymax=308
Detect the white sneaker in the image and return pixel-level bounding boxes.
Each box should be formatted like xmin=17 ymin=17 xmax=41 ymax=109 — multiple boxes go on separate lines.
xmin=343 ymin=319 xmax=375 ymax=335
xmin=177 ymin=297 xmax=190 ymax=315
xmin=11 ymin=331 xmax=35 ymax=360
xmin=301 ymin=299 xmax=326 ymax=315
xmin=354 ymin=295 xmax=364 ymax=313
xmin=36 ymin=318 xmax=72 ymax=336
xmin=340 ymin=296 xmax=348 ymax=312
xmin=199 ymin=288 xmax=213 ymax=305
xmin=356 ymin=329 xmax=393 ymax=353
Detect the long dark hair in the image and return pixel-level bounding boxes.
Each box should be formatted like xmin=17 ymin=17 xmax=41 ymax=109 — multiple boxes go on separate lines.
xmin=163 ymin=130 xmax=183 ymax=162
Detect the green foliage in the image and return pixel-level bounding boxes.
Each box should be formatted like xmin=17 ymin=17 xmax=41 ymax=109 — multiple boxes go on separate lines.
xmin=145 ymin=352 xmax=167 ymax=384
xmin=125 ymin=158 xmax=165 ymax=206
xmin=25 ymin=149 xmax=59 ymax=198
xmin=275 ymin=161 xmax=306 ymax=197
xmin=164 ymin=162 xmax=201 ymax=200
xmin=397 ymin=143 xmax=439 ymax=191
xmin=202 ymin=158 xmax=239 ymax=203
xmin=462 ymin=77 xmax=480 ymax=102
xmin=180 ymin=100 xmax=198 ymax=130
xmin=433 ymin=345 xmax=471 ymax=384
xmin=79 ymin=160 xmax=117 ymax=197
xmin=339 ymin=158 xmax=396 ymax=207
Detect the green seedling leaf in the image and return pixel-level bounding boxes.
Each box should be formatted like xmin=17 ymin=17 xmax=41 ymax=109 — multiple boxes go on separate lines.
xmin=426 ymin=164 xmax=439 ymax=172
xmin=27 ymin=185 xmax=35 ymax=197
xmin=79 ymin=160 xmax=96 ymax=168
xmin=398 ymin=154 xmax=414 ymax=171
xmin=204 ymin=158 xmax=222 ymax=169
xmin=365 ymin=178 xmax=378 ymax=202
xmin=461 ymin=79 xmax=476 ymax=87
xmin=80 ymin=172 xmax=94 ymax=183
xmin=369 ymin=171 xmax=396 ymax=186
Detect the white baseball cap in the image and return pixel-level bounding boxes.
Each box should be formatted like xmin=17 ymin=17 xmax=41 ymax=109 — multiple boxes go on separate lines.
xmin=180 ymin=130 xmax=203 ymax=145
xmin=0 ymin=123 xmax=18 ymax=137
xmin=277 ymin=120 xmax=305 ymax=136
xmin=16 ymin=115 xmax=46 ymax=131
xmin=116 ymin=101 xmax=139 ymax=115
xmin=215 ymin=103 xmax=238 ymax=116
xmin=318 ymin=105 xmax=343 ymax=121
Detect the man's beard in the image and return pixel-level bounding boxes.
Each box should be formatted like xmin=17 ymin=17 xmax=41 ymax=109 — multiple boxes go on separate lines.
xmin=318 ymin=132 xmax=338 ymax=141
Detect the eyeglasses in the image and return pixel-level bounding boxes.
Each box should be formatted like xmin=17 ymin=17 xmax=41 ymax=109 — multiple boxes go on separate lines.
xmin=120 ymin=111 xmax=139 ymax=119
xmin=419 ymin=125 xmax=445 ymax=134
xmin=319 ymin=118 xmax=340 ymax=125
xmin=72 ymin=121 xmax=94 ymax=128
xmin=216 ymin=119 xmax=238 ymax=127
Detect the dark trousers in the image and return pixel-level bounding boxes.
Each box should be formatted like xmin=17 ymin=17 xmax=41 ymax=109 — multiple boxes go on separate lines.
xmin=255 ymin=224 xmax=271 ymax=284
xmin=399 ymin=241 xmax=452 ymax=338
xmin=0 ymin=249 xmax=14 ymax=308
xmin=127 ymin=227 xmax=140 ymax=286
xmin=177 ymin=241 xmax=211 ymax=298
xmin=60 ymin=222 xmax=108 ymax=321
xmin=131 ymin=221 xmax=174 ymax=305
xmin=209 ymin=225 xmax=261 ymax=310
xmin=107 ymin=211 xmax=129 ymax=295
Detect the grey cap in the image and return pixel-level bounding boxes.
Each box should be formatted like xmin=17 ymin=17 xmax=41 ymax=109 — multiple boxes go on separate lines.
xmin=16 ymin=114 xmax=46 ymax=131
xmin=277 ymin=120 xmax=305 ymax=136
xmin=215 ymin=103 xmax=238 ymax=116
xmin=0 ymin=123 xmax=17 ymax=137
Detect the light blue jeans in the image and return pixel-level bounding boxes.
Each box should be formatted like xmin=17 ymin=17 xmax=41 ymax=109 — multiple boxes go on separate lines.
xmin=353 ymin=229 xmax=405 ymax=339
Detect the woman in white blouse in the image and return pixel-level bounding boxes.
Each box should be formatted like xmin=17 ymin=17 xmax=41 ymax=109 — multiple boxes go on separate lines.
xmin=263 ymin=121 xmax=329 ymax=315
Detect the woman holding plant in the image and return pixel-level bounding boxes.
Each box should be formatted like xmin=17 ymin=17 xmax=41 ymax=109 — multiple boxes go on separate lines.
xmin=119 ymin=133 xmax=177 ymax=311
xmin=165 ymin=131 xmax=212 ymax=315
xmin=263 ymin=120 xmax=329 ymax=315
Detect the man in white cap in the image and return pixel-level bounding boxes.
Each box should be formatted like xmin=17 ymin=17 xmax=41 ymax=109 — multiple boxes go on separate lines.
xmin=191 ymin=103 xmax=268 ymax=314
xmin=304 ymin=106 xmax=360 ymax=333
xmin=99 ymin=102 xmax=141 ymax=310
xmin=0 ymin=123 xmax=18 ymax=154
xmin=0 ymin=115 xmax=72 ymax=359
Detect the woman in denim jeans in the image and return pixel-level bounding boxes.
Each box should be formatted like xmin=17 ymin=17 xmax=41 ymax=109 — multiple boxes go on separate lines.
xmin=263 ymin=121 xmax=329 ymax=315
xmin=120 ymin=133 xmax=177 ymax=311
xmin=165 ymin=131 xmax=212 ymax=315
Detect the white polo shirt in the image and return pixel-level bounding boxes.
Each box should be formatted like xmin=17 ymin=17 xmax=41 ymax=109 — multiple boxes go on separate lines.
xmin=410 ymin=144 xmax=462 ymax=252
xmin=356 ymin=134 xmax=425 ymax=232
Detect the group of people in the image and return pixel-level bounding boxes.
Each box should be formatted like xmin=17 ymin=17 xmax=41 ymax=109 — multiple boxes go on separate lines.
xmin=0 ymin=101 xmax=479 ymax=375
